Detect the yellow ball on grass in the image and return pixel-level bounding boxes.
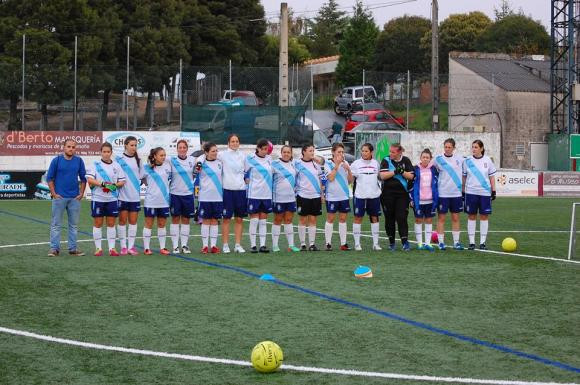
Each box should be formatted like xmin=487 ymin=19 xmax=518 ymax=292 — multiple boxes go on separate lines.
xmin=251 ymin=341 xmax=283 ymax=373
xmin=502 ymin=237 xmax=517 ymax=252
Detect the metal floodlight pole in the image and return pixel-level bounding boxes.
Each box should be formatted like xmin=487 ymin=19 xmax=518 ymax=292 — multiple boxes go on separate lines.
xmin=126 ymin=36 xmax=130 ymax=130
xmin=74 ymin=35 xmax=78 ymax=131
xmin=310 ymin=64 xmax=314 ymax=122
xmin=21 ymin=34 xmax=25 ymax=130
xmin=179 ymin=58 xmax=183 ymax=130
xmin=229 ymin=59 xmax=232 ymax=93
xmin=406 ymin=70 xmax=410 ymax=128
xmin=362 ymin=69 xmax=365 ymax=114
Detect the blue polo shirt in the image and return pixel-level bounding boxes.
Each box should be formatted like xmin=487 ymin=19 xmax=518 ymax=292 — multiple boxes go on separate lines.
xmin=46 ymin=155 xmax=87 ymax=198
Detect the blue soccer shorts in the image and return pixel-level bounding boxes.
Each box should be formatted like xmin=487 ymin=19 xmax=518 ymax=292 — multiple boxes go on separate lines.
xmin=170 ymin=194 xmax=195 ymax=218
xmin=91 ymin=201 xmax=119 ymax=218
xmin=464 ymin=193 xmax=492 ymax=215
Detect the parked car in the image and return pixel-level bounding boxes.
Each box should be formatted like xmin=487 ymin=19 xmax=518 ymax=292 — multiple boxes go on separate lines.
xmin=343 ymin=121 xmax=401 ymax=142
xmin=344 ymin=109 xmax=405 ymax=132
xmin=221 ymin=90 xmax=260 ymax=106
xmin=334 ymin=86 xmax=377 ymax=115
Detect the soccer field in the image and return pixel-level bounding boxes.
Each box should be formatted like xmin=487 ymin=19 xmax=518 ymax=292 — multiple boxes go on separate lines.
xmin=0 ymin=198 xmax=579 ymax=385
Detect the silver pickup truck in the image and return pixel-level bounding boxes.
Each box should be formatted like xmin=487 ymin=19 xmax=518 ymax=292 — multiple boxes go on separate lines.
xmin=334 ymin=86 xmax=377 ymax=115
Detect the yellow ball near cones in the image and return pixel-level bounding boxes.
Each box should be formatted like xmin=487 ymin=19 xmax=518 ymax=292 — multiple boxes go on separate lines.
xmin=251 ymin=341 xmax=283 ymax=373
xmin=502 ymin=237 xmax=517 ymax=252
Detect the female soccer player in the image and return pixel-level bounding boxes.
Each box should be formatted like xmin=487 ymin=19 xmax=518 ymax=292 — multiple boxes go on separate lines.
xmin=411 ymin=149 xmax=439 ymax=251
xmin=271 ymin=145 xmax=300 ymax=252
xmin=295 ymin=144 xmax=323 ymax=251
xmin=350 ymin=143 xmax=382 ymax=251
xmin=116 ymin=136 xmax=141 ymax=255
xmin=463 ymin=140 xmax=497 ymax=250
xmin=322 ymin=143 xmax=353 ymax=251
xmin=434 ymin=138 xmax=465 ymax=250
xmin=197 ymin=142 xmax=223 ymax=254
xmin=142 ymin=147 xmax=172 ymax=255
xmin=379 ymin=143 xmax=414 ymax=251
xmin=245 ymin=139 xmax=274 ymax=253
xmin=87 ymin=142 xmax=126 ymax=256
xmin=169 ymin=139 xmax=196 ymax=254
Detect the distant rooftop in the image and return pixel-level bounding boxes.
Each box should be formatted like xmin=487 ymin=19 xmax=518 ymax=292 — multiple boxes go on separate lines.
xmin=303 ymin=55 xmax=339 ymax=65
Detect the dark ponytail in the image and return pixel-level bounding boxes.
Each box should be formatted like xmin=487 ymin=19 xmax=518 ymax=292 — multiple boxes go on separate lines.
xmin=148 ymin=147 xmax=164 ymax=167
xmin=473 ymin=139 xmax=485 ymax=155
xmin=124 ymin=136 xmax=140 ymax=168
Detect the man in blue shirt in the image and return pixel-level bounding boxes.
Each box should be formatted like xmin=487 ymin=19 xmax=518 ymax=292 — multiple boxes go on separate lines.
xmin=47 ymin=139 xmax=87 ymax=256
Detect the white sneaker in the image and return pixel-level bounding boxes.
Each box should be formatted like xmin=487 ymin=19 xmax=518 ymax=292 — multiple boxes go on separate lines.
xmin=222 ymin=244 xmax=231 ymax=254
xmin=181 ymin=245 xmax=191 ymax=254
xmin=172 ymin=247 xmax=180 ymax=254
xmin=372 ymin=244 xmax=382 ymax=251
xmin=234 ymin=244 xmax=245 ymax=253
xmin=355 ymin=244 xmax=362 ymax=251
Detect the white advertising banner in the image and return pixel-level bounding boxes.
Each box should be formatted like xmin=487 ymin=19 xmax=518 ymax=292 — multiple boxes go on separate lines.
xmin=102 ymin=131 xmax=201 ymax=157
xmin=495 ymin=171 xmax=539 ymax=197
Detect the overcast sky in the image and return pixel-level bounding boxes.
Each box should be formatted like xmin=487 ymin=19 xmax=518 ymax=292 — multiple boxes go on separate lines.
xmin=261 ymin=0 xmax=550 ymax=30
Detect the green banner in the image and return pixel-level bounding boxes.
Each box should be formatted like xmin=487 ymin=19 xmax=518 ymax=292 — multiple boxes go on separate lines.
xmin=354 ymin=131 xmax=401 ymax=161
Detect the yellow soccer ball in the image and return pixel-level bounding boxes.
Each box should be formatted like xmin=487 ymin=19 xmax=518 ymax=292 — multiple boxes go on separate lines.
xmin=251 ymin=341 xmax=283 ymax=373
xmin=502 ymin=237 xmax=517 ymax=252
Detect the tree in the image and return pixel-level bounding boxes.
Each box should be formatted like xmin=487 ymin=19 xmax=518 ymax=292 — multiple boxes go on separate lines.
xmin=308 ymin=0 xmax=348 ymax=58
xmin=476 ymin=14 xmax=549 ymax=55
xmin=260 ymin=34 xmax=311 ymax=67
xmin=335 ymin=1 xmax=378 ymax=86
xmin=494 ymin=0 xmax=514 ymax=21
xmin=374 ymin=15 xmax=430 ymax=74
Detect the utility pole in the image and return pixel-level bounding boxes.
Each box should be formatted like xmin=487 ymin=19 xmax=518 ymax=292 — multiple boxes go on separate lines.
xmin=21 ymin=34 xmax=25 ymax=130
xmin=126 ymin=36 xmax=130 ymax=130
xmin=279 ymin=3 xmax=289 ymax=107
xmin=431 ymin=0 xmax=439 ymax=130
xmin=74 ymin=35 xmax=78 ymax=131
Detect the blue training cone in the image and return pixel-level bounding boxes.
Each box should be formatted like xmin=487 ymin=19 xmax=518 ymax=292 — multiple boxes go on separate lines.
xmin=354 ymin=265 xmax=373 ymax=278
xmin=260 ymin=273 xmax=275 ymax=281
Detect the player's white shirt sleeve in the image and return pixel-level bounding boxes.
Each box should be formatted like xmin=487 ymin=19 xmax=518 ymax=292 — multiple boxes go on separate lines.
xmin=463 ymin=155 xmax=497 ymax=196
xmin=351 ymin=158 xmax=381 ymax=199
xmin=245 ymin=154 xmax=273 ymax=200
xmin=272 ymin=159 xmax=297 ymax=203
xmin=198 ymin=158 xmax=224 ymax=202
xmin=324 ymin=159 xmax=350 ymax=201
xmin=116 ymin=154 xmax=141 ymax=202
xmin=219 ymin=149 xmax=247 ymax=191
xmin=435 ymin=153 xmax=463 ymax=198
xmin=86 ymin=160 xmax=125 ymax=203
xmin=294 ymin=159 xmax=322 ymax=199
xmin=169 ymin=155 xmax=196 ymax=196
xmin=143 ymin=162 xmax=172 ymax=208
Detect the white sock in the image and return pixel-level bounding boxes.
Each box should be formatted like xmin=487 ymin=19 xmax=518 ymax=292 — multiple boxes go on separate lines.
xmin=338 ymin=222 xmax=347 ymax=245
xmin=249 ymin=218 xmax=259 ymax=248
xmin=415 ymin=223 xmax=423 ymax=245
xmin=210 ymin=225 xmax=219 ymax=248
xmin=201 ymin=224 xmax=209 ymax=248
xmin=308 ymin=225 xmax=317 ymax=246
xmin=259 ymin=219 xmax=267 ymax=247
xmin=128 ymin=224 xmax=138 ymax=249
xmin=298 ymin=224 xmax=306 ymax=246
xmin=439 ymin=231 xmax=445 ymax=244
xmin=143 ymin=227 xmax=152 ymax=250
xmin=480 ymin=220 xmax=488 ymax=244
xmin=284 ymin=224 xmax=295 ymax=247
xmin=371 ymin=222 xmax=380 ymax=247
xmin=353 ymin=223 xmax=361 ymax=247
xmin=272 ymin=224 xmax=281 ymax=248
xmin=452 ymin=231 xmax=460 ymax=244
xmin=468 ymin=219 xmax=476 ymax=244
xmin=158 ymin=227 xmax=166 ymax=249
xmin=425 ymin=224 xmax=432 ymax=245
xmin=93 ymin=226 xmax=102 ymax=249
xmin=117 ymin=224 xmax=127 ymax=249
xmin=170 ymin=223 xmax=180 ymax=249
xmin=324 ymin=222 xmax=334 ymax=245
xmin=106 ymin=226 xmax=116 ymax=250
xmin=180 ymin=224 xmax=190 ymax=248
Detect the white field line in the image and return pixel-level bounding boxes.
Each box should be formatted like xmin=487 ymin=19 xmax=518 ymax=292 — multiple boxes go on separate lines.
xmin=0 ymin=326 xmax=576 ymax=385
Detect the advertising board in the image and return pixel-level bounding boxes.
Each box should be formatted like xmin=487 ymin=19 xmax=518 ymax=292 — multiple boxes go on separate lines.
xmin=495 ymin=171 xmax=539 ymax=197
xmin=543 ymin=172 xmax=580 ymax=197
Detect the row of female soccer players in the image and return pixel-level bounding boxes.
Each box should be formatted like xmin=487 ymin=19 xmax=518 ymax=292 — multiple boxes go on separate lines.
xmin=87 ymin=134 xmax=496 ymax=255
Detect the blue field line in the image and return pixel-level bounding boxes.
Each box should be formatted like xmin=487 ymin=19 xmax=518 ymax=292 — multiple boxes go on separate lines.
xmin=2 ymin=208 xmax=579 ymax=375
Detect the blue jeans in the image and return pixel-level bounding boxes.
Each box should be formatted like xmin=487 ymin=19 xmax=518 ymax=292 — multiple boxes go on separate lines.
xmin=50 ymin=198 xmax=81 ymax=251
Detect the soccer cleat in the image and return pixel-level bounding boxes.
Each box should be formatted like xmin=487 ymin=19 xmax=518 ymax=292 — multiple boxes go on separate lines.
xmin=94 ymin=249 xmax=103 ymax=257
xmin=417 ymin=244 xmax=425 ymax=250
xmin=308 ymin=244 xmax=319 ymax=251
xmin=424 ymin=244 xmax=435 ymax=252
xmin=250 ymin=246 xmax=259 ymax=253
xmin=372 ymin=244 xmax=382 ymax=251
xmin=210 ymin=246 xmax=220 ymax=254
xmin=109 ymin=249 xmax=120 ymax=257
xmin=438 ymin=243 xmax=446 ymax=251
xmin=234 ymin=244 xmax=246 ymax=253
xmin=340 ymin=244 xmax=351 ymax=251
xmin=120 ymin=247 xmax=129 ymax=256
xmin=468 ymin=244 xmax=476 ymax=250
xmin=172 ymin=247 xmax=181 ymax=254
xmin=325 ymin=243 xmax=333 ymax=251
xmin=128 ymin=247 xmax=139 ymax=256
xmin=389 ymin=243 xmax=396 ymax=251
xmin=272 ymin=246 xmax=281 ymax=252
xmin=402 ymin=242 xmax=411 ymax=251
xmin=181 ymin=245 xmax=191 ymax=254
xmin=288 ymin=246 xmax=301 ymax=252
xmin=222 ymin=244 xmax=231 ymax=254
xmin=144 ymin=249 xmax=154 ymax=255
xmin=453 ymin=242 xmax=464 ymax=250
xmin=259 ymin=246 xmax=270 ymax=253
xmin=160 ymin=248 xmax=170 ymax=255
xmin=201 ymin=246 xmax=209 ymax=254
xmin=69 ymin=250 xmax=85 ymax=256
xmin=354 ymin=244 xmax=362 ymax=251
xmin=48 ymin=250 xmax=59 ymax=257
xmin=300 ymin=244 xmax=307 ymax=251
xmin=479 ymin=243 xmax=487 ymax=250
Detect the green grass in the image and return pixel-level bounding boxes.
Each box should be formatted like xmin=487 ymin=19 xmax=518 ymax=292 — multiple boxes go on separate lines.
xmin=388 ymin=102 xmax=449 ymax=131
xmin=0 ymin=198 xmax=579 ymax=384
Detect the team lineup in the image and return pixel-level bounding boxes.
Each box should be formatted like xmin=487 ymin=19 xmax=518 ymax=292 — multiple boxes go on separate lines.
xmin=46 ymin=135 xmax=497 ymax=257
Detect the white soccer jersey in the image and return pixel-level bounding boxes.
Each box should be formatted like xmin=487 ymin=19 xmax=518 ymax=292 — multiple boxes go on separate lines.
xmin=219 ymin=149 xmax=247 ymax=190
xmin=272 ymin=159 xmax=297 ymax=203
xmin=169 ymin=155 xmax=196 ymax=196
xmin=462 ymin=155 xmax=497 ymax=196
xmin=245 ymin=154 xmax=273 ymax=200
xmin=350 ymin=158 xmax=381 ymax=199
xmin=198 ymin=158 xmax=224 ymax=202
xmin=116 ymin=154 xmax=141 ymax=202
xmin=86 ymin=160 xmax=125 ymax=203
xmin=324 ymin=159 xmax=350 ymax=201
xmin=295 ymin=159 xmax=322 ymax=199
xmin=142 ymin=162 xmax=172 ymax=208
xmin=434 ymin=153 xmax=463 ymax=198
